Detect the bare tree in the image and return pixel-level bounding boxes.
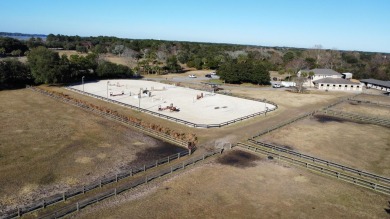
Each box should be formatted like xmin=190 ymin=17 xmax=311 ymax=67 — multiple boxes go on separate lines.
xmin=314 ymin=44 xmax=323 ymax=65
xmin=286 ymin=58 xmax=305 ymax=77
xmin=293 ymin=71 xmax=308 ymax=93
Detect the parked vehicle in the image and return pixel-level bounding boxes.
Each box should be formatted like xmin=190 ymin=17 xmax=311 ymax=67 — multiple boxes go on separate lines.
xmin=272 ymin=84 xmax=281 ymax=88
xmin=188 ymin=74 xmax=197 ymax=78
xmin=205 ymin=74 xmax=212 ymax=78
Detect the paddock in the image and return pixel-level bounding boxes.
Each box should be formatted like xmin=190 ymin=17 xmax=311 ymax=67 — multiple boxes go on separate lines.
xmin=69 ymin=80 xmax=276 ymax=126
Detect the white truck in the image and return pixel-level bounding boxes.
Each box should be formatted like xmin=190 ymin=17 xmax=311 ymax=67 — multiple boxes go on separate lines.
xmin=281 ymin=81 xmax=296 ymax=88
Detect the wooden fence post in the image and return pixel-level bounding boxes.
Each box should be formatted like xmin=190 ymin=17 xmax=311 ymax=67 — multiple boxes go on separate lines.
xmin=171 ymin=166 xmax=173 ymax=173
xmin=43 ymin=200 xmax=46 ymax=208
xmin=83 ymin=186 xmax=85 ymax=194
xmin=168 ymin=156 xmax=170 ymax=163
xmin=178 ymin=152 xmax=181 ymax=159
xmin=182 ymin=162 xmax=185 ymax=169
xmin=114 ymin=188 xmax=117 ymax=196
xmin=156 ymin=160 xmax=158 ymax=167
xmin=115 ymin=174 xmax=118 ymax=182
xmin=99 ymin=180 xmax=102 ymax=188
xmin=130 ymin=169 xmax=133 ymax=177
xmin=17 ymin=207 xmax=20 ymax=217
xmin=77 ymin=202 xmax=79 ymax=211
xmin=145 ymin=177 xmax=148 ymax=183
xmin=63 ymin=192 xmax=66 ymax=201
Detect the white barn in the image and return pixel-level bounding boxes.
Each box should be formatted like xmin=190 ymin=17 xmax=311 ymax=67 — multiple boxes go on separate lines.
xmin=298 ymin=68 xmax=343 ymax=87
xmin=313 ymin=78 xmax=362 ymax=92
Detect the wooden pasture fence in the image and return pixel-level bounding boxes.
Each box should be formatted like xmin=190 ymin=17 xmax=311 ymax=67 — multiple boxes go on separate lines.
xmin=1 ymin=149 xmax=223 ymax=219
xmin=247 ymin=139 xmax=390 ymax=186
xmin=27 ymin=86 xmax=189 ymax=148
xmin=347 ymin=98 xmax=390 ymax=108
xmin=251 ymin=94 xmax=364 ymax=139
xmin=236 ymin=142 xmax=390 ymax=195
xmin=320 ymin=109 xmax=390 ymax=127
xmin=1 ymin=150 xmax=191 ymax=219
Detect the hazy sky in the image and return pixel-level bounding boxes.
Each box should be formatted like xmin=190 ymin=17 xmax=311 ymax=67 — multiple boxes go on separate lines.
xmin=1 ymin=0 xmax=389 ymax=52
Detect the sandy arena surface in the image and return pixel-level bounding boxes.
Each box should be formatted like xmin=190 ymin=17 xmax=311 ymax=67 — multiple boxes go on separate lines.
xmin=70 ymin=80 xmax=276 ymax=125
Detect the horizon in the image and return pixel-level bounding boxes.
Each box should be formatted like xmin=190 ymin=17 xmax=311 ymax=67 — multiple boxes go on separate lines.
xmin=1 ymin=0 xmax=389 ymax=53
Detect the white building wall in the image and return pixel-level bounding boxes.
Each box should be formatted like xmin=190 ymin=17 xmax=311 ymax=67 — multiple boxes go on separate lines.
xmin=317 ymin=83 xmax=362 ymax=92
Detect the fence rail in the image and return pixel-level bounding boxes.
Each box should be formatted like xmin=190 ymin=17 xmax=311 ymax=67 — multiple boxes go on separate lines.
xmin=319 ymin=109 xmax=390 ymax=127
xmin=251 ymin=94 xmax=361 ymax=139
xmin=1 ymin=150 xmax=190 ymax=219
xmin=1 ymin=149 xmax=223 ymax=219
xmin=236 ymin=142 xmax=390 ymax=195
xmin=247 ymin=139 xmax=390 ymax=185
xmin=27 ymin=86 xmax=189 ymax=147
xmin=347 ymin=98 xmax=390 ymax=108
xmin=65 ymin=86 xmax=278 ymax=129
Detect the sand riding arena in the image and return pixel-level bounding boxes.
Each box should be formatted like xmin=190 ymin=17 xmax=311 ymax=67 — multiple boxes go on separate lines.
xmin=68 ymin=80 xmax=277 ymax=128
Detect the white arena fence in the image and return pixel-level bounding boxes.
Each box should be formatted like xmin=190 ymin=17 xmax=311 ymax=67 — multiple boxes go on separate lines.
xmin=66 ymin=87 xmax=278 ymax=128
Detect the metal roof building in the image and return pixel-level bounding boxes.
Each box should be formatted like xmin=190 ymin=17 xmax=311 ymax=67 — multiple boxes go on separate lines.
xmin=360 ymin=79 xmax=390 ymax=93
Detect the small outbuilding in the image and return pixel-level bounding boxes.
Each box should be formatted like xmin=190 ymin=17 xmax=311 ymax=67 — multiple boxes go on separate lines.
xmin=313 ymin=78 xmax=362 ymax=92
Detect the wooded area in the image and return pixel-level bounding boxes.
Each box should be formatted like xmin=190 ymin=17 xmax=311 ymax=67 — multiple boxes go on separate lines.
xmin=1 ymin=34 xmax=390 ymax=89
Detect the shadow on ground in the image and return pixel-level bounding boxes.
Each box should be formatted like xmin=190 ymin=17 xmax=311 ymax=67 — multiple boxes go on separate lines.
xmin=217 ymin=150 xmax=261 ymax=168
xmin=122 ymin=141 xmax=185 ymax=170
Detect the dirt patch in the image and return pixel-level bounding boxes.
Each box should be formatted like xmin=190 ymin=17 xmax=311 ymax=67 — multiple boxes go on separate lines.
xmin=217 ymin=150 xmax=261 ymax=168
xmin=313 ymin=114 xmax=369 ymax=125
xmin=122 ymin=142 xmax=186 ymax=170
xmin=314 ymin=114 xmax=349 ymax=123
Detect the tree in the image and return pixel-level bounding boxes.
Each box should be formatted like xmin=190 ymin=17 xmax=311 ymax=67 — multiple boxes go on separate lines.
xmin=0 ymin=58 xmax=32 ymax=88
xmin=97 ymin=61 xmax=133 ymax=78
xmin=283 ymin=51 xmax=295 ymax=63
xmin=165 ymin=55 xmax=181 ymax=73
xmin=27 ymin=46 xmax=62 ymax=84
xmin=76 ymin=45 xmax=88 ymax=53
xmin=11 ymin=49 xmax=22 ymax=57
xmin=0 ymin=47 xmax=5 ymax=57
xmin=293 ymin=71 xmax=307 ymax=93
xmin=0 ymin=37 xmax=28 ymax=54
xmin=308 ymin=71 xmax=315 ymax=87
xmin=286 ymin=59 xmax=305 ymax=81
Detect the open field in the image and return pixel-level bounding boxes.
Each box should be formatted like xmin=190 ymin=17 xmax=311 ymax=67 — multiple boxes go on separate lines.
xmin=76 ymin=150 xmax=390 ymax=219
xmin=259 ymin=116 xmax=390 ymax=176
xmin=44 ymin=81 xmax=349 ymax=147
xmin=1 ymin=80 xmax=388 ymax=218
xmin=70 ymin=79 xmax=276 ymax=125
xmin=0 ymin=89 xmax=184 ymax=211
xmin=54 ymin=50 xmax=88 ymax=57
xmin=332 ymin=101 xmax=390 ymax=119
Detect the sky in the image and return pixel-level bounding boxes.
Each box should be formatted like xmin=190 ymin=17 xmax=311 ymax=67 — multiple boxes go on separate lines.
xmin=1 ymin=0 xmax=389 ymax=53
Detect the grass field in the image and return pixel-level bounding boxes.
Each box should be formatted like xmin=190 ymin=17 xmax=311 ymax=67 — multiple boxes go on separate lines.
xmin=0 ymin=89 xmax=183 ymax=211
xmin=332 ymin=101 xmax=390 ymax=119
xmin=76 ymin=150 xmax=390 ymax=219
xmin=259 ymin=115 xmax=390 ymax=176
xmin=2 ymin=79 xmax=388 ymax=218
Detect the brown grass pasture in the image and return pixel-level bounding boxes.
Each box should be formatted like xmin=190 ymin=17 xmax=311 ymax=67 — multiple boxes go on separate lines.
xmin=55 ymin=50 xmax=88 ymax=57
xmin=259 ymin=116 xmax=390 ymax=176
xmin=0 ymin=89 xmax=183 ymax=210
xmin=332 ymin=101 xmax=390 ymax=119
xmin=76 ymin=150 xmax=390 ymax=219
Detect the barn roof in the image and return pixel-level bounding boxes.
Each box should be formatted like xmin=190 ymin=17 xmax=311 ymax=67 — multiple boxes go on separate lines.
xmin=300 ymin=68 xmax=341 ymax=76
xmin=360 ymin=79 xmax=390 ymax=88
xmin=313 ymin=78 xmax=360 ymax=85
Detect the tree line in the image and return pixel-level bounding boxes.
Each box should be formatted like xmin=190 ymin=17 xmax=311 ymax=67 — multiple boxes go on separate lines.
xmin=1 ymin=34 xmax=390 ymax=89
